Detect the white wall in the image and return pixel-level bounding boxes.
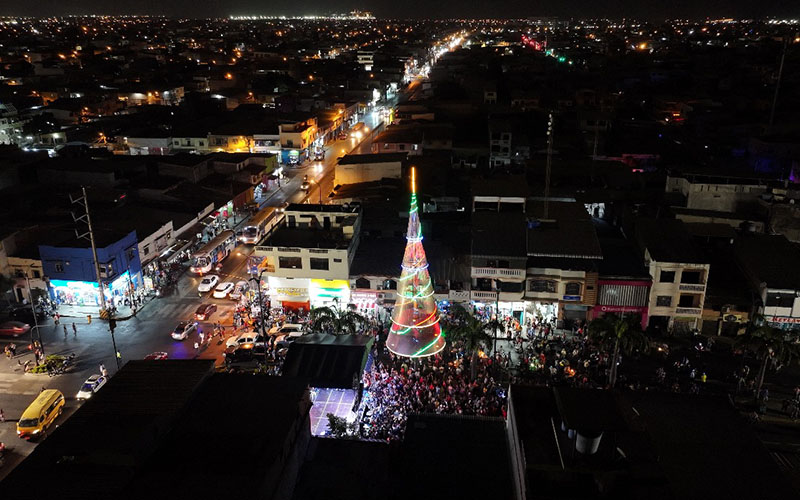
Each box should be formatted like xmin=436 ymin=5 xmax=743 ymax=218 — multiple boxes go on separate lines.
xmin=138 ymin=221 xmax=175 ymax=264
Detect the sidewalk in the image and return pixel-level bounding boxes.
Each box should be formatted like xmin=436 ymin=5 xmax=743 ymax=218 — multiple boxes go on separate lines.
xmin=54 ymin=293 xmax=157 ymax=322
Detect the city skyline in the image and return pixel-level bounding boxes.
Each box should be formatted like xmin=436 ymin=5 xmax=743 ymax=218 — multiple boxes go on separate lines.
xmin=1 ymin=0 xmax=799 ymax=20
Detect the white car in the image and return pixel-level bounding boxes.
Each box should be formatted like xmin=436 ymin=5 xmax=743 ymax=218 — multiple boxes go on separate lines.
xmin=171 ymin=321 xmax=197 ymax=341
xmin=76 ymin=374 xmax=107 ymax=400
xmin=268 ymin=323 xmax=304 ymax=336
xmin=229 ymin=281 xmax=249 ymax=300
xmin=225 ymin=331 xmax=263 ymax=349
xmin=213 ymin=281 xmax=235 ymax=299
xmin=197 ymin=275 xmax=220 ymax=294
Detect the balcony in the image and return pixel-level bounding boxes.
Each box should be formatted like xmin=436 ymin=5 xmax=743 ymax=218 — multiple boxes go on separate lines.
xmin=449 ymin=290 xmax=470 ymax=302
xmin=470 ymin=267 xmax=526 ymax=281
xmin=679 ymin=283 xmax=705 ymax=292
xmin=675 ymin=307 xmax=702 ymax=316
xmin=471 ymin=290 xmax=498 ymax=302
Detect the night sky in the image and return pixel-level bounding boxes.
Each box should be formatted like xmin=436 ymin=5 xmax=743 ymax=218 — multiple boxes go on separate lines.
xmin=0 ymin=0 xmax=798 ymax=19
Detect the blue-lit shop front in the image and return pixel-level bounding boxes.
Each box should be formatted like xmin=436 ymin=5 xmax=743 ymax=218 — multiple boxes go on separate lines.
xmin=50 ymin=271 xmax=137 ymax=306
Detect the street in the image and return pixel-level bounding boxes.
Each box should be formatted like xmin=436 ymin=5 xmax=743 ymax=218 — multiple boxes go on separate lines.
xmin=0 ymin=100 xmax=391 ymax=478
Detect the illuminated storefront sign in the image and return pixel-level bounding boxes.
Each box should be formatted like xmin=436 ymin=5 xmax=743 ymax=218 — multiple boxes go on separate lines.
xmin=310 ymin=279 xmax=350 ymax=304
xmin=50 ymin=271 xmax=134 ymax=306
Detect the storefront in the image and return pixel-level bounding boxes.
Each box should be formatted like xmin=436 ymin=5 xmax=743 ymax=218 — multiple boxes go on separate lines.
xmin=592 ymin=305 xmax=649 ymax=329
xmin=472 ymin=300 xmax=529 ymax=327
xmin=767 ymin=316 xmax=800 ymax=332
xmin=50 ymin=271 xmax=137 ymax=307
xmin=267 ymin=276 xmax=310 ymax=311
xmin=352 ymin=290 xmax=389 ymax=320
xmin=525 ymin=301 xmax=558 ymax=325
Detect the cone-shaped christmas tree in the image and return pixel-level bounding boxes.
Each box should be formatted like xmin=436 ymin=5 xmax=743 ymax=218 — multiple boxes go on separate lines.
xmin=386 ymin=168 xmax=445 ymax=358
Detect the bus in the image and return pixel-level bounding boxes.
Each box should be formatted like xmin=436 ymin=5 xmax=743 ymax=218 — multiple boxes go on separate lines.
xmin=238 ymin=206 xmax=283 ymax=244
xmin=190 ymin=230 xmax=236 ymax=274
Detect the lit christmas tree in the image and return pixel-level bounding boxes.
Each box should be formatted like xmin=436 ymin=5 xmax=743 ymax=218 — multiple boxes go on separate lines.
xmin=386 ymin=167 xmax=445 ymax=358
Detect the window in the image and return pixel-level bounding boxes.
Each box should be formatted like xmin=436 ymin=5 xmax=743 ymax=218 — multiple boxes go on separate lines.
xmin=278 ymin=256 xmax=302 ymax=269
xmin=14 ymin=269 xmax=24 ymax=278
xmin=33 ymin=270 xmax=41 ymax=278
xmin=398 ymin=144 xmax=405 ymax=151
xmin=529 ymin=280 xmax=557 ymax=293
xmin=199 ymin=140 xmax=205 ymax=147
xmin=659 ymin=271 xmax=675 ymax=283
xmin=383 ymin=279 xmax=397 ymax=290
xmin=564 ymin=282 xmax=582 ymax=296
xmin=678 ymin=295 xmax=699 ymax=308
xmin=333 ymin=258 xmax=342 ymax=263
xmin=309 ymin=258 xmax=329 ymax=271
xmin=54 ymin=262 xmax=64 ymax=273
xmin=680 ymin=271 xmax=703 ymax=284
xmin=127 ymin=247 xmax=137 ymax=261
xmin=656 ymin=296 xmax=672 ymax=307
xmin=766 ymin=293 xmax=795 ymax=308
xmin=355 ymin=278 xmax=370 ymax=289
xmin=143 ymin=246 xmax=151 ymax=256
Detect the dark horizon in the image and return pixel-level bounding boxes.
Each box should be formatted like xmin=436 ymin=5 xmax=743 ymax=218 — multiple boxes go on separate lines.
xmin=0 ymin=0 xmax=799 ymax=21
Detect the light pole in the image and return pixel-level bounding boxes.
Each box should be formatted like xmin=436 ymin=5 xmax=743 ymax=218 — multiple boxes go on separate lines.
xmin=248 ymin=269 xmax=270 ymax=367
xmin=25 ymin=275 xmax=45 ymax=365
xmin=310 ymin=179 xmax=323 ymax=204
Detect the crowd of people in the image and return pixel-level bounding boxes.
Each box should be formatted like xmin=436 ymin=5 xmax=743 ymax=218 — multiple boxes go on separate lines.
xmin=359 ymin=345 xmax=507 ymax=441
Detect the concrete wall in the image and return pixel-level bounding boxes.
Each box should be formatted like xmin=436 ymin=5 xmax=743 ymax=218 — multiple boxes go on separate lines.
xmin=40 ymin=230 xmax=141 ymax=283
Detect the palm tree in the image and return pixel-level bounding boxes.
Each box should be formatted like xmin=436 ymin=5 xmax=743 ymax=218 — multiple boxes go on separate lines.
xmin=736 ymin=319 xmax=800 ymax=398
xmin=310 ymin=302 xmax=367 ymax=335
xmin=587 ymin=314 xmax=649 ymax=388
xmin=445 ymin=304 xmax=493 ymax=380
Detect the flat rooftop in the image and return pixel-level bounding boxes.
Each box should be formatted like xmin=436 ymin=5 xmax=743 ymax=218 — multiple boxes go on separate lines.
xmin=337 ymin=152 xmax=408 ymax=165
xmin=264 ymin=225 xmax=352 ymax=250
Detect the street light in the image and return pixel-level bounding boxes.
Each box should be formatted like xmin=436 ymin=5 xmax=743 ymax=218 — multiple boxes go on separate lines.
xmin=24 ymin=275 xmax=45 ymax=366
xmin=309 ymin=178 xmax=323 ymax=204
xmin=248 ymin=269 xmax=270 ymax=367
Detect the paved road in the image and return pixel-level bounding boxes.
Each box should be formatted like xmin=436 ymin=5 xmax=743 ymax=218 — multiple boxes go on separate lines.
xmin=0 ymin=100 xmax=394 ymax=479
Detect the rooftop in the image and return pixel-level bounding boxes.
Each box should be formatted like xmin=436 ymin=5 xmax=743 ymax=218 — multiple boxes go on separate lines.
xmin=471 ymin=211 xmax=528 ymax=258
xmin=636 ymin=218 xmax=708 ymax=265
xmin=265 ymin=226 xmax=352 ymax=250
xmin=337 ymin=152 xmax=408 ymax=165
xmin=735 ymin=234 xmax=800 ymax=290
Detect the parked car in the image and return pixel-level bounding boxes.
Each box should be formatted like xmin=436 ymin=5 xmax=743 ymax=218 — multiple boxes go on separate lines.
xmin=144 ymin=352 xmax=168 ymax=360
xmin=195 ymin=304 xmax=217 ymax=321
xmin=225 ymin=331 xmax=264 ymax=349
xmin=197 ymin=275 xmax=220 ymax=295
xmin=229 ymin=281 xmax=249 ymax=300
xmin=0 ymin=321 xmax=31 ymax=338
xmin=76 ymin=374 xmax=107 ymax=400
xmin=223 ymin=343 xmax=267 ymax=369
xmin=9 ymin=307 xmax=44 ymax=324
xmin=213 ymin=281 xmax=235 ymax=299
xmin=171 ymin=321 xmax=197 ymax=341
xmin=268 ymin=323 xmax=304 ymax=336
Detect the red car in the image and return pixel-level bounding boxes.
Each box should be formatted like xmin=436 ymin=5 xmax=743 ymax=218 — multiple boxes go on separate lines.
xmin=0 ymin=321 xmax=31 ymax=338
xmin=144 ymin=352 xmax=168 ymax=360
xmin=195 ymin=303 xmax=217 ymax=321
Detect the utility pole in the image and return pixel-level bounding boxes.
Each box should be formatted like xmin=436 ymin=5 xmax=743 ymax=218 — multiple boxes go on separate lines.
xmin=544 ymin=112 xmax=554 ymax=220
xmin=25 ymin=275 xmax=44 ymax=365
xmin=768 ymin=36 xmax=788 ymax=133
xmin=70 ymin=186 xmax=106 ymax=313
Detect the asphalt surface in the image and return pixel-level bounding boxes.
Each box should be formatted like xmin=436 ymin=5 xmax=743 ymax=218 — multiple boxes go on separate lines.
xmin=0 ymin=102 xmax=391 ymax=479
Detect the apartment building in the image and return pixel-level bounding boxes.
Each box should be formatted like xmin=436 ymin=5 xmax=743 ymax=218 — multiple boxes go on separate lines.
xmin=252 ymin=203 xmax=361 ymax=310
